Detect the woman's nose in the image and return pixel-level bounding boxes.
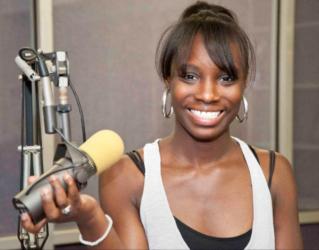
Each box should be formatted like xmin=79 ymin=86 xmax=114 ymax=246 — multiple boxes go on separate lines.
xmin=195 ymin=79 xmax=220 ymax=103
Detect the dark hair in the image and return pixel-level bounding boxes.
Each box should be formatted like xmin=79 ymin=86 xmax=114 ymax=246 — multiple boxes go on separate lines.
xmin=156 ymin=1 xmax=255 ymax=83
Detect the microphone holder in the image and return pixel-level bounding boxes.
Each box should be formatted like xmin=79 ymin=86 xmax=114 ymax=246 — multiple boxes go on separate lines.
xmin=13 ymin=128 xmax=92 ymax=225
xmin=16 ymin=48 xmax=75 ymax=249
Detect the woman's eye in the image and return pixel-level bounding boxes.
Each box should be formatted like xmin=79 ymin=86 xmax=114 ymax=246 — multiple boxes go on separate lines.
xmin=181 ymin=72 xmax=198 ymax=82
xmin=219 ymin=74 xmax=235 ymax=84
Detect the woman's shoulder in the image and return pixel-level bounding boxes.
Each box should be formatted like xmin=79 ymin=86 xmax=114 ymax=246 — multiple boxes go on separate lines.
xmin=99 ymin=147 xmax=144 ymax=184
xmin=250 ymin=145 xmax=295 ymax=195
xmin=251 ymin=145 xmax=292 ymax=172
xmin=99 ymin=148 xmax=145 ymax=208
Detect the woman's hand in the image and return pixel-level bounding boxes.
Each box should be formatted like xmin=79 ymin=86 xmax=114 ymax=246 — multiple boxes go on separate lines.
xmin=20 ymin=174 xmax=100 ymax=234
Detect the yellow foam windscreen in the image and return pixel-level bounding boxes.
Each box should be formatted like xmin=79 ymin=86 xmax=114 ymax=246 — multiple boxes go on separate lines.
xmin=79 ymin=130 xmax=124 ymax=173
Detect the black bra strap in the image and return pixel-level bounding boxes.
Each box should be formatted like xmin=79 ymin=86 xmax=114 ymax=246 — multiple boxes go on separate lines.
xmin=248 ymin=145 xmax=276 ymax=189
xmin=268 ymin=150 xmax=276 ymax=189
xmin=248 ymin=145 xmax=260 ymax=163
xmin=127 ymin=148 xmax=276 ymax=189
xmin=126 ymin=150 xmax=145 ymax=175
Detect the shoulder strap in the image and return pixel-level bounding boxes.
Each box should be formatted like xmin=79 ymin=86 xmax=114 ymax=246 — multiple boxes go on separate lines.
xmin=127 ymin=147 xmax=276 ymax=187
xmin=249 ymin=145 xmax=276 ymax=189
xmin=126 ymin=150 xmax=145 ymax=175
xmin=268 ymin=150 xmax=276 ymax=188
xmin=248 ymin=144 xmax=260 ymax=163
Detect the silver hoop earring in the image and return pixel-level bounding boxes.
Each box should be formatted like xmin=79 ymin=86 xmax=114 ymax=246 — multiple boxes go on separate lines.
xmin=236 ymin=96 xmax=248 ymax=123
xmin=161 ymin=87 xmax=173 ymax=118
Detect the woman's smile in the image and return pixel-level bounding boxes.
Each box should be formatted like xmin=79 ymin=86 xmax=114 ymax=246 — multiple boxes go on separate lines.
xmin=169 ymin=33 xmax=245 ymax=141
xmin=187 ymin=108 xmax=225 ymax=126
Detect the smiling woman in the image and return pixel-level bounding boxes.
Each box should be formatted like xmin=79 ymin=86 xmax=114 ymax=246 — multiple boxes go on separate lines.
xmin=20 ymin=1 xmax=303 ymax=250
xmin=167 ymin=34 xmax=245 ymax=141
xmin=156 ymin=2 xmax=254 ymax=144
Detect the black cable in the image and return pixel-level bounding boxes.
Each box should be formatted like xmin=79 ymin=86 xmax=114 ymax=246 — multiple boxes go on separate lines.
xmin=20 ymin=77 xmax=25 ymax=190
xmin=69 ymin=78 xmax=87 ymax=142
xmin=18 ymin=48 xmax=87 ymax=143
xmin=35 ymin=80 xmax=44 ymax=173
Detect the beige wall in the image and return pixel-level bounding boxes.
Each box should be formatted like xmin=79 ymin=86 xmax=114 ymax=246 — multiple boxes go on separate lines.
xmin=0 ymin=0 xmax=31 ymax=237
xmin=0 ymin=0 xmax=276 ymax=241
xmin=293 ymin=0 xmax=319 ymax=211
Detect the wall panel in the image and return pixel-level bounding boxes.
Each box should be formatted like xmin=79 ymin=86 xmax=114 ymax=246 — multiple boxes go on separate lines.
xmin=0 ymin=0 xmax=32 ymax=237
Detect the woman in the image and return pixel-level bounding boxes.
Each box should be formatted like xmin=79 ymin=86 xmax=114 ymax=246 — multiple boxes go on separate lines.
xmin=21 ymin=1 xmax=303 ymax=249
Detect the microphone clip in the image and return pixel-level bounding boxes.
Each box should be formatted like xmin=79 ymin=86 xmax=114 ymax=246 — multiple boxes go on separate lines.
xmin=54 ymin=128 xmax=95 ymax=188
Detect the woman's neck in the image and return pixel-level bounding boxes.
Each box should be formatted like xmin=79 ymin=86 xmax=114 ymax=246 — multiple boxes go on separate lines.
xmin=160 ymin=127 xmax=236 ymax=168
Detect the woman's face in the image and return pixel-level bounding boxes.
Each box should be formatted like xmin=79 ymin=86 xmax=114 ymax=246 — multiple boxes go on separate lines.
xmin=169 ymin=34 xmax=246 ymax=141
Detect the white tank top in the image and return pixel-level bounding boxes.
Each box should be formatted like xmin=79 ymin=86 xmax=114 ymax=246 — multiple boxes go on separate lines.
xmin=140 ymin=137 xmax=275 ymax=249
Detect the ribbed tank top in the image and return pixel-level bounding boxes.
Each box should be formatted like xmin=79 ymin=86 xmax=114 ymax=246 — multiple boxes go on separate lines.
xmin=140 ymin=137 xmax=275 ymax=249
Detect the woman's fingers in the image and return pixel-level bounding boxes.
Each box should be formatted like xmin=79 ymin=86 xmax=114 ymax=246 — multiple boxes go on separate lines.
xmin=41 ymin=187 xmax=61 ymax=220
xmin=21 ymin=173 xmax=89 ymax=236
xmin=23 ymin=173 xmax=90 ymax=225
xmin=28 ymin=175 xmax=66 ymax=218
xmin=49 ymin=175 xmax=68 ymax=209
xmin=43 ymin=174 xmax=82 ymax=220
xmin=64 ymin=174 xmax=81 ymax=208
xmin=20 ymin=213 xmax=47 ymax=234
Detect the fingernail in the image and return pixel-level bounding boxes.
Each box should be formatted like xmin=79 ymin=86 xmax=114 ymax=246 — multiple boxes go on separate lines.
xmin=41 ymin=187 xmax=51 ymax=199
xmin=21 ymin=213 xmax=28 ymax=221
xmin=63 ymin=174 xmax=71 ymax=184
xmin=49 ymin=175 xmax=57 ymax=181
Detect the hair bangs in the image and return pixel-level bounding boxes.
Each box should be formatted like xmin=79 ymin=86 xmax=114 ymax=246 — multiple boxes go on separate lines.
xmin=156 ymin=20 xmax=201 ymax=81
xmin=156 ymin=10 xmax=256 ymax=83
xmin=201 ymin=20 xmax=239 ymax=79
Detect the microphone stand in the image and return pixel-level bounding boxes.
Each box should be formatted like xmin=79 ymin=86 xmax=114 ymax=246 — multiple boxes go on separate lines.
xmin=17 ymin=70 xmax=49 ymax=250
xmin=16 ymin=49 xmax=73 ymax=249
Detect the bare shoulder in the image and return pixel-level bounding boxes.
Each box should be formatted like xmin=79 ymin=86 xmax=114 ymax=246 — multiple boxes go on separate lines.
xmin=253 ymin=146 xmax=291 ymax=169
xmin=99 ymin=150 xmax=144 ymax=211
xmin=271 ymin=152 xmax=294 ymax=178
xmin=253 ymin=147 xmax=303 ymax=248
xmin=249 ymin=147 xmax=274 ymax=184
xmin=99 ymin=152 xmax=143 ymax=187
xmin=253 ymin=150 xmax=303 ymax=247
xmin=253 ymin=147 xmax=296 ymax=198
xmin=269 ymin=152 xmax=296 ymax=201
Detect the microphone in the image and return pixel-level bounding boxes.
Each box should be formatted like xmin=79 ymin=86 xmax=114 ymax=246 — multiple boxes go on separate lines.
xmin=13 ymin=130 xmax=124 ymax=224
xmin=15 ymin=56 xmax=40 ymax=82
xmin=37 ymin=53 xmax=57 ymax=134
xmin=15 ymin=51 xmax=57 ymax=134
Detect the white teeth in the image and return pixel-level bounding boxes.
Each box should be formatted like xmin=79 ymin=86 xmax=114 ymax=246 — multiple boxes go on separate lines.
xmin=190 ymin=109 xmax=221 ymax=120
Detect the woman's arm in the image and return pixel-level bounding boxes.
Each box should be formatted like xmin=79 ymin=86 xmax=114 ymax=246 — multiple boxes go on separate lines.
xmin=21 ymin=155 xmax=148 ymax=249
xmin=271 ymin=153 xmax=303 ymax=249
xmin=97 ymin=155 xmax=148 ymax=249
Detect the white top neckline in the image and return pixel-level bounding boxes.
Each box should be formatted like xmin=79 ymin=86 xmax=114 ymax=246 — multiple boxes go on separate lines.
xmin=140 ymin=137 xmax=275 ymax=249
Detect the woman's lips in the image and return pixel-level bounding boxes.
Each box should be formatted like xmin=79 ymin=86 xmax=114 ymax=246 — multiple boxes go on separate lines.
xmin=188 ymin=108 xmax=225 ymax=126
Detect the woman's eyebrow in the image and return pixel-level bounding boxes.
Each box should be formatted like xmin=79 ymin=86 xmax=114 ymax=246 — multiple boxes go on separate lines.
xmin=178 ymin=64 xmax=200 ymax=72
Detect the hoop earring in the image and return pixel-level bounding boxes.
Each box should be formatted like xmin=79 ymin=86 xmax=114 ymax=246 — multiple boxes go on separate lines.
xmin=161 ymin=87 xmax=173 ymax=118
xmin=236 ymin=96 xmax=248 ymax=123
